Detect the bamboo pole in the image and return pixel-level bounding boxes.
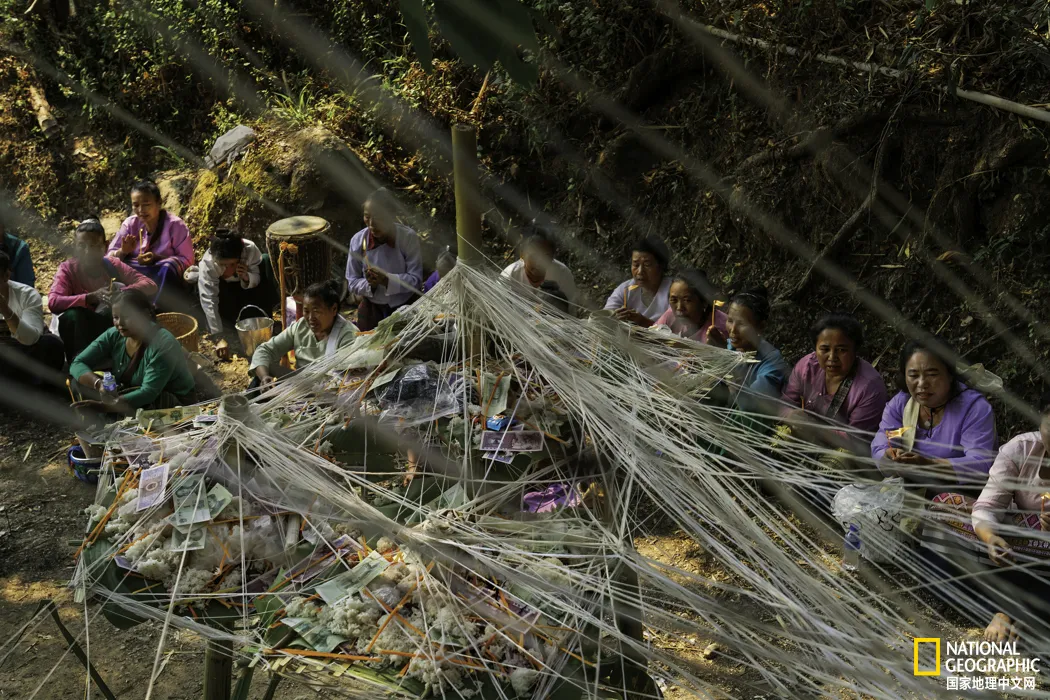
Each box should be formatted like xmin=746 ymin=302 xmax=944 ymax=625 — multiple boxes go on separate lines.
xmin=698 ymin=24 xmax=1050 ymax=125
xmin=204 ymin=639 xmax=233 ymax=700
xmin=451 ymin=124 xmax=482 ymax=265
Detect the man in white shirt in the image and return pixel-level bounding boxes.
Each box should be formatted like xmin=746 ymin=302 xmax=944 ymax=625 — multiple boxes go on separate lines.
xmin=0 ymin=250 xmax=65 ymax=385
xmin=500 ymin=225 xmax=579 ymax=313
xmin=194 ymin=229 xmax=276 ymax=359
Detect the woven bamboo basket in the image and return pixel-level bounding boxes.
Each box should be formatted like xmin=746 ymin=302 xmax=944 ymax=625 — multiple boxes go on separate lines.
xmin=157 ymin=312 xmax=199 ymax=353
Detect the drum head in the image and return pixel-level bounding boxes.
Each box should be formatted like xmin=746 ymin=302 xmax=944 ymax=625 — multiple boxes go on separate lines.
xmin=266 ymin=216 xmax=330 ymax=238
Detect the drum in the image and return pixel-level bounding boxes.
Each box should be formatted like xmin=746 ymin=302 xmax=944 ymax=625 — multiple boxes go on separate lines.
xmin=266 ymin=216 xmax=334 ymax=297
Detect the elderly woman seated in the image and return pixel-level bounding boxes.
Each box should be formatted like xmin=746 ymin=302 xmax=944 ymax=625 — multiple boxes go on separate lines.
xmin=780 ymin=313 xmax=889 ymax=457
xmin=70 ymin=289 xmax=196 ymax=411
xmin=870 ymin=338 xmax=996 ymax=496
xmin=919 ymin=393 xmax=1050 ymax=645
xmin=249 ymin=280 xmax=356 ymax=387
xmin=603 ymin=236 xmax=672 ymax=327
xmin=652 ymin=268 xmax=726 ymax=344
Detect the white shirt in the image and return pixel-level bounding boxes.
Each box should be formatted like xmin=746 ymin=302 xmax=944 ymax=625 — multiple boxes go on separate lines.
xmin=0 ymin=280 xmax=44 ymax=345
xmin=198 ymin=239 xmax=263 ymax=335
xmin=501 ymin=258 xmax=579 ymax=308
xmin=603 ymin=277 xmax=672 ymax=321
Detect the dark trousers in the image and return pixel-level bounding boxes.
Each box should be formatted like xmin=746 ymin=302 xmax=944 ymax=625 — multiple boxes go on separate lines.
xmin=0 ymin=333 xmax=66 ymax=386
xmin=192 ymin=254 xmax=280 ymax=336
xmin=355 ymin=298 xmax=395 ymax=332
xmin=58 ymin=307 xmax=114 ymax=361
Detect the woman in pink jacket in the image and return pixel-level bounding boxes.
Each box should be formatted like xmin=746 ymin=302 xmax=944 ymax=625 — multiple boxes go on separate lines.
xmin=106 ymin=180 xmax=193 ymax=309
xmin=50 ymin=217 xmax=157 ymax=359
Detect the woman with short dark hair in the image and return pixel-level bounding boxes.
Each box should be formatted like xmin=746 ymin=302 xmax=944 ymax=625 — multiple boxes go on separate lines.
xmin=781 ymin=313 xmax=888 ymax=434
xmin=721 ymin=286 xmax=790 ymax=413
xmin=603 ymin=236 xmax=672 ymax=327
xmin=249 ymin=280 xmax=356 ymax=386
xmin=870 ymin=338 xmax=996 ymax=492
xmin=653 ymin=267 xmax=726 ymax=344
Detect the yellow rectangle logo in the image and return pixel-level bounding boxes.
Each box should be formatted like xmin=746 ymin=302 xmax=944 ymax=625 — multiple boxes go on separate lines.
xmin=913 ymin=638 xmax=941 ymax=676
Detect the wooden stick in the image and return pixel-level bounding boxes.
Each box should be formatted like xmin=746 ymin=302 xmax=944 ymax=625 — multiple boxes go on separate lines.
xmin=272 ymin=649 xmax=384 ymax=663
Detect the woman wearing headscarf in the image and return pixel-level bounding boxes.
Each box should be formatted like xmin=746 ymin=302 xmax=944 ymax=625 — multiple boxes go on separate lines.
xmin=107 ymin=180 xmax=194 ymax=306
xmin=603 ymin=236 xmax=672 ymax=327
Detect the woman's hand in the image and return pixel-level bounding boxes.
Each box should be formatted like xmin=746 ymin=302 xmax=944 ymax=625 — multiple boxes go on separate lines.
xmin=137 ymin=251 xmax=157 ymax=266
xmin=235 ymin=262 xmax=250 ymax=282
xmin=119 ymin=234 xmax=138 ymax=257
xmin=614 ymin=308 xmax=652 ymax=327
xmin=365 ymin=267 xmax=388 ymax=290
xmin=255 ymin=366 xmax=275 ymax=385
xmin=85 ymin=287 xmax=111 ymax=307
xmin=986 ymin=535 xmax=1013 ymax=567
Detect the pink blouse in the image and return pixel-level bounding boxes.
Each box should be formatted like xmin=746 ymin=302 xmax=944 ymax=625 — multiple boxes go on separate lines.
xmin=654 ymin=308 xmax=727 ymax=344
xmin=972 ymin=432 xmax=1050 ymax=526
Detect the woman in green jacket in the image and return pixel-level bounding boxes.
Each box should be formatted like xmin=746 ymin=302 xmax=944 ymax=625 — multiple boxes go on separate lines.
xmin=71 ymin=289 xmax=195 ymax=411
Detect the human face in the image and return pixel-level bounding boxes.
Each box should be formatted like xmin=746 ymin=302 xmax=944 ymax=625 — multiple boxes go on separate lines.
xmin=131 ymin=189 xmax=161 ymax=230
xmin=74 ymin=231 xmax=107 ymax=268
xmin=303 ymin=294 xmax=338 ymax=338
xmin=815 ymin=328 xmax=857 ymax=380
xmin=112 ymin=303 xmax=152 ymax=340
xmin=904 ymin=350 xmax=953 ymax=408
xmin=363 ymin=201 xmax=396 ymax=245
xmin=217 ymin=257 xmax=239 ymax=278
xmin=522 ymin=245 xmax=553 ymax=286
xmin=630 ymin=251 xmax=662 ymax=290
xmin=726 ymin=302 xmax=761 ymax=352
xmin=667 ymin=280 xmax=703 ymax=325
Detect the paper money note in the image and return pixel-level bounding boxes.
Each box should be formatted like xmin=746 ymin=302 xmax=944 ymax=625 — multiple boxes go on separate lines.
xmin=136 ymin=464 xmax=170 ymax=512
xmin=482 ymin=451 xmax=515 ymax=464
xmin=480 ymin=373 xmax=511 ymax=416
xmin=480 ymin=430 xmax=544 ymax=453
xmin=136 ymin=405 xmax=203 ymax=431
xmin=315 ymin=550 xmax=391 ymax=605
xmin=171 ymin=474 xmax=211 ymax=527
xmin=206 ymin=483 xmax=233 ymax=519
xmin=281 ymin=617 xmax=349 ymax=653
xmin=168 ymin=525 xmax=207 ymax=551
xmin=290 ymin=535 xmax=359 ymax=584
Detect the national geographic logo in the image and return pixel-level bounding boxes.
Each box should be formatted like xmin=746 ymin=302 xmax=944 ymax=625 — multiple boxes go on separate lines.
xmin=913 ymin=638 xmax=941 ymax=676
xmin=913 ymin=637 xmax=1041 ymax=691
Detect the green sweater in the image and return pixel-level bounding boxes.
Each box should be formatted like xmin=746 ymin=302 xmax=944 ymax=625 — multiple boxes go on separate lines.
xmin=70 ymin=325 xmax=195 ymax=409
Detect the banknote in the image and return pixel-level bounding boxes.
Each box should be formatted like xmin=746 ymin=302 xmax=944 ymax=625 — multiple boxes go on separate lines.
xmin=480 ymin=373 xmax=511 ymax=416
xmin=281 ymin=617 xmax=349 ymax=653
xmin=290 ymin=535 xmax=359 ymax=584
xmin=206 ymin=483 xmax=234 ymax=519
xmin=170 ymin=474 xmax=211 ymax=527
xmin=480 ymin=430 xmax=544 ymax=453
xmin=136 ymin=464 xmax=170 ymax=512
xmin=136 ymin=405 xmax=203 ymax=431
xmin=168 ymin=524 xmax=207 ymax=551
xmin=315 ymin=550 xmax=391 ymax=605
xmin=482 ymin=451 xmax=515 ymax=464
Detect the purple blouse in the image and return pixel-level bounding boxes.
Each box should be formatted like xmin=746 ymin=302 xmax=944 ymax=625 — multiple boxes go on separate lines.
xmin=870 ymin=386 xmax=997 ymax=480
xmin=780 ymin=353 xmax=888 ymax=432
xmin=107 ymin=213 xmax=194 ymax=273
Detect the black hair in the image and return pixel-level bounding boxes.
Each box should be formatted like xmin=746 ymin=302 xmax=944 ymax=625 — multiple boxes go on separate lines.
xmin=730 ymin=286 xmax=771 ymax=324
xmin=130 ymin=180 xmax=162 ymax=203
xmin=1038 ymin=390 xmax=1050 ymax=416
xmin=112 ymin=288 xmax=157 ymax=320
xmin=894 ymin=337 xmax=961 ymax=394
xmin=209 ymin=229 xmax=244 ymax=259
xmin=519 ymin=222 xmax=556 ymax=257
xmin=304 ymin=279 xmax=342 ymax=308
xmin=0 ymin=250 xmax=10 ymax=275
xmin=631 ymin=236 xmax=670 ymax=273
xmin=810 ymin=313 xmax=864 ymax=353
xmin=671 ymin=267 xmax=718 ymax=305
xmin=364 ymin=187 xmax=398 ymax=216
xmin=75 ymin=216 xmax=106 ymax=242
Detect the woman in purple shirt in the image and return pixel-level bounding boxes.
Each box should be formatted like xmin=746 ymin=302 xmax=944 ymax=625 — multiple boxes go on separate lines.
xmin=781 ymin=314 xmax=888 ymax=455
xmin=871 ymin=338 xmax=996 ymax=494
xmin=107 ymin=180 xmax=194 ymax=307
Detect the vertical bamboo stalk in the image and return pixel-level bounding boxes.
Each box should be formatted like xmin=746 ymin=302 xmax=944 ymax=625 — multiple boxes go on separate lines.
xmin=203 ymin=639 xmax=233 ymax=700
xmin=451 ymin=124 xmax=482 ymax=265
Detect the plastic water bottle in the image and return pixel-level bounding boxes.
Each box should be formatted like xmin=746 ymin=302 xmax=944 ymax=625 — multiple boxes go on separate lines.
xmin=842 ymin=524 xmax=862 ymax=572
xmin=101 ymin=371 xmax=117 ymax=394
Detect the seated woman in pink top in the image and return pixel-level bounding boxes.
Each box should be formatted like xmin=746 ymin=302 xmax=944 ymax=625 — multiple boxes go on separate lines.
xmin=922 ymin=393 xmax=1050 ymax=644
xmin=780 ymin=313 xmax=888 ymax=456
xmin=106 ymin=180 xmax=193 ymax=309
xmin=652 ymin=268 xmax=726 ymax=345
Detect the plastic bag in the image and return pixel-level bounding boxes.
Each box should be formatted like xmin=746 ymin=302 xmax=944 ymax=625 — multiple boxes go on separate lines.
xmin=377 ymin=363 xmax=459 ymax=427
xmin=832 ymin=478 xmax=913 ymax=563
